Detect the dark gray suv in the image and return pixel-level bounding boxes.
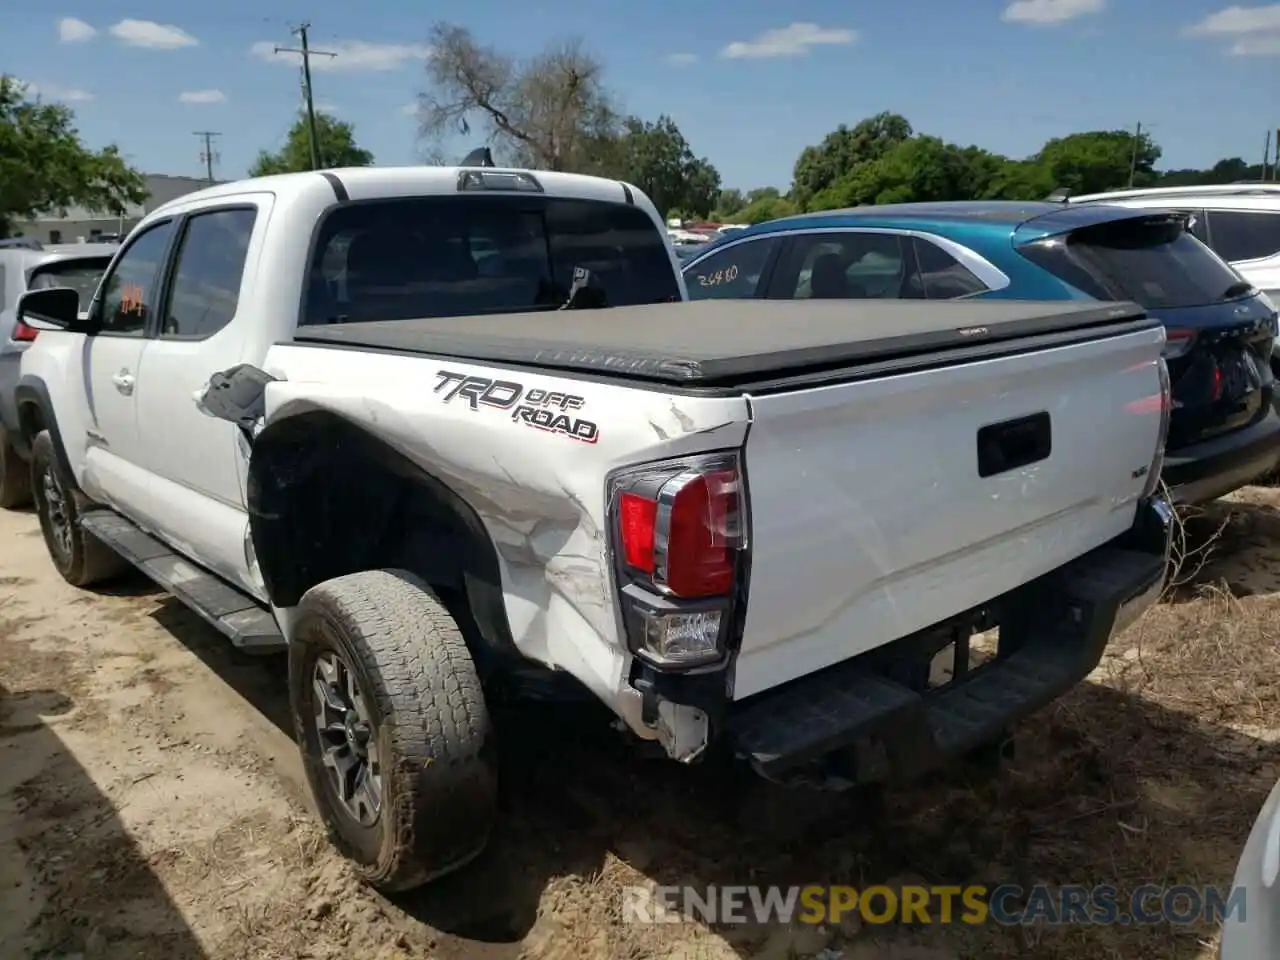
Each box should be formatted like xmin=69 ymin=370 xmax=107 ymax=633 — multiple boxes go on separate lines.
xmin=0 ymin=240 xmax=116 ymax=507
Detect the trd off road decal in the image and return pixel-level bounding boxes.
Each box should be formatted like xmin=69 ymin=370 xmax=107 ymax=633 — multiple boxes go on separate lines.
xmin=433 ymin=371 xmax=599 ymax=444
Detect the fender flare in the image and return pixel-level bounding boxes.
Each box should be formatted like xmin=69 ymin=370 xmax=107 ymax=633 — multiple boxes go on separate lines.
xmin=14 ymin=375 xmax=80 ymax=493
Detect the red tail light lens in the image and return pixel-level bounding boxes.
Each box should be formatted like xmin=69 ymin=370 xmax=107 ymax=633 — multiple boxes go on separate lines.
xmin=617 ymin=464 xmax=742 ymax=599
xmin=12 ymin=320 xmax=39 ymax=342
xmin=609 ymin=452 xmax=748 ymax=669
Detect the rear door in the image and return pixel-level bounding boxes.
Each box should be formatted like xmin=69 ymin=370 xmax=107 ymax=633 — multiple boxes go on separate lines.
xmin=766 ymin=231 xmax=910 ymax=299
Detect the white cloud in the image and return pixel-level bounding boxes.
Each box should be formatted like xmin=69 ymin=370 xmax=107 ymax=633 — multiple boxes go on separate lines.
xmin=57 ymin=17 xmax=96 ymax=43
xmin=23 ymin=80 xmax=94 ymax=102
xmin=1230 ymin=33 xmax=1280 ymax=53
xmin=178 ymin=89 xmax=226 ymax=104
xmin=109 ymin=19 xmax=198 ymax=50
xmin=1002 ymin=0 xmax=1105 ymax=25
xmin=720 ymin=22 xmax=857 ymax=59
xmin=399 ymin=102 xmax=418 ymax=117
xmin=1185 ymin=4 xmax=1280 ymax=34
xmin=315 ymin=101 xmax=340 ymax=114
xmin=666 ymin=52 xmax=698 ymax=66
xmin=249 ymin=39 xmax=430 ymax=72
xmin=1184 ymin=5 xmax=1280 ymax=55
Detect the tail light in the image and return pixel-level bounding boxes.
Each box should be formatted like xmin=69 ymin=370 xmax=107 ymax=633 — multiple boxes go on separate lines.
xmin=1141 ymin=356 xmax=1172 ymax=500
xmin=1161 ymin=327 xmax=1195 ymax=360
xmin=11 ymin=320 xmax=39 ymax=342
xmin=608 ymin=451 xmax=747 ymax=669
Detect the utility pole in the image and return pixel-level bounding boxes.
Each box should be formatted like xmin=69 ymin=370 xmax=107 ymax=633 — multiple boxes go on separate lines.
xmin=1264 ymin=129 xmax=1273 ymax=182
xmin=193 ymin=131 xmax=221 ymax=182
xmin=274 ymin=23 xmax=337 ymax=170
xmin=1127 ymin=121 xmax=1143 ymax=188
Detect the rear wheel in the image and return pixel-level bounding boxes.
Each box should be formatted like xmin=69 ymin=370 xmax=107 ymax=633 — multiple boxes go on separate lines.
xmin=290 ymin=568 xmax=498 ymax=892
xmin=0 ymin=428 xmax=32 ymax=509
xmin=29 ymin=430 xmax=127 ymax=587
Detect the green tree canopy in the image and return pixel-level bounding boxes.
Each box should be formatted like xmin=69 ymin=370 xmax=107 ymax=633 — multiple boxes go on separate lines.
xmin=0 ymin=75 xmax=147 ymax=237
xmin=249 ymin=111 xmax=375 ymax=176
xmin=791 ymin=112 xmax=913 ymax=206
xmin=1033 ymin=129 xmax=1162 ymax=195
xmin=604 ymin=115 xmax=720 ymax=217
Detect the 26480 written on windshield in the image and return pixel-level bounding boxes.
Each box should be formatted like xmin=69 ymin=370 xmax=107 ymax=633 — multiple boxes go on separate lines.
xmin=695 ymin=265 xmax=740 ymax=287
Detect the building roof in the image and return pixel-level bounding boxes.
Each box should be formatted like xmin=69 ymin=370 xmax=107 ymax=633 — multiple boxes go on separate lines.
xmin=26 ymin=173 xmax=228 ymax=223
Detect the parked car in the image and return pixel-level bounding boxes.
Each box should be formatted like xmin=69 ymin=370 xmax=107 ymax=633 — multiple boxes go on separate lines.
xmin=14 ymin=164 xmax=1170 ymax=892
xmin=1066 ymin=184 xmax=1280 ymax=378
xmin=1066 ymin=183 xmax=1280 ymax=302
xmin=0 ymin=241 xmax=117 ymax=507
xmin=1221 ymin=772 xmax=1280 ymax=958
xmin=680 ymin=201 xmax=1280 ymax=506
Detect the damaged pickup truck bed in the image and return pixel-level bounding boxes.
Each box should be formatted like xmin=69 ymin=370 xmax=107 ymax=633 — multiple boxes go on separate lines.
xmin=15 ymin=165 xmax=1172 ymax=893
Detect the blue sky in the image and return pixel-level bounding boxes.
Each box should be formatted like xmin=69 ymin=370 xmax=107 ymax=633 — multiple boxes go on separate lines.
xmin=3 ymin=1 xmax=1278 ymax=191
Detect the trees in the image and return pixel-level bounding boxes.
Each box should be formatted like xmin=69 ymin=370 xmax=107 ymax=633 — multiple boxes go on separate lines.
xmin=249 ymin=111 xmax=374 ymax=176
xmin=416 ymin=23 xmax=723 ymax=217
xmin=1033 ymin=129 xmax=1162 ymax=195
xmin=0 ymin=75 xmax=147 ymax=238
xmin=791 ymin=112 xmax=913 ymax=207
xmin=418 ymin=23 xmax=620 ymax=173
xmin=604 ymin=116 xmax=720 ymax=217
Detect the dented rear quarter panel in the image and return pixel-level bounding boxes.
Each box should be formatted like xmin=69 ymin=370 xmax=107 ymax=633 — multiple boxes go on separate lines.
xmin=258 ymin=342 xmax=748 ymax=706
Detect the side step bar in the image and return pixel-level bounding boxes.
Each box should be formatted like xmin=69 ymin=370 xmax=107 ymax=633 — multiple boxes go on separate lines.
xmin=80 ymin=511 xmax=287 ymax=654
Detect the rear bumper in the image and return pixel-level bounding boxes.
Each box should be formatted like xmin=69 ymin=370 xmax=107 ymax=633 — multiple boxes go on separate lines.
xmin=723 ymin=497 xmax=1172 ymax=787
xmin=1162 ymin=407 xmax=1280 ymax=505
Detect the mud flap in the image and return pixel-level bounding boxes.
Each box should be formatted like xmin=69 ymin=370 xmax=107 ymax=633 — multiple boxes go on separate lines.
xmin=194 ymin=364 xmax=278 ymax=446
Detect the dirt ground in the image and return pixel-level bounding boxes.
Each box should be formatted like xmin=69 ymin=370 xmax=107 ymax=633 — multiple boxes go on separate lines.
xmin=3 ymin=490 xmax=1280 ymax=960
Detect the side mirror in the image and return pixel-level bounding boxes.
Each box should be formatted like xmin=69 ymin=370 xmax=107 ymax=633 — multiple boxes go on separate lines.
xmin=16 ymin=287 xmax=84 ymax=332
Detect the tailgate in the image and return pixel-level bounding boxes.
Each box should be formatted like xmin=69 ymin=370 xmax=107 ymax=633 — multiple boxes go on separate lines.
xmin=733 ymin=324 xmax=1166 ymax=699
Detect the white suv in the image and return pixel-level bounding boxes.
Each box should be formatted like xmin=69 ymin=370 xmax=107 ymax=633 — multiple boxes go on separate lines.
xmin=1067 ymin=183 xmax=1280 ymax=300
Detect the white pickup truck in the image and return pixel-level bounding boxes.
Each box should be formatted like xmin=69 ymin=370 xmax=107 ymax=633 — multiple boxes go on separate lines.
xmin=14 ymin=163 xmax=1173 ymax=892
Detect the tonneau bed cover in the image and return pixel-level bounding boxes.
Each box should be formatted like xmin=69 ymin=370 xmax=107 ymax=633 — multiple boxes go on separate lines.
xmin=292 ymin=299 xmax=1152 ymax=387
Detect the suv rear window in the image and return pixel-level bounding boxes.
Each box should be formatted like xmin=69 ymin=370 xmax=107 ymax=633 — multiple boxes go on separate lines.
xmin=28 ymin=258 xmax=112 ymax=302
xmin=1017 ymin=215 xmax=1249 ymax=310
xmin=303 ymin=195 xmax=680 ymax=325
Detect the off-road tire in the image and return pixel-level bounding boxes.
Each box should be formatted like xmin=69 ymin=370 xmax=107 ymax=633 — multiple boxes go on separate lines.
xmin=29 ymin=430 xmax=128 ymax=587
xmin=0 ymin=428 xmax=32 ymax=509
xmin=290 ymin=568 xmax=498 ymax=893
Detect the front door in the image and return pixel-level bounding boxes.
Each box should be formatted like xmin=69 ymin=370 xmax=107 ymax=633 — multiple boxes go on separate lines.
xmin=80 ymin=218 xmax=178 ymax=520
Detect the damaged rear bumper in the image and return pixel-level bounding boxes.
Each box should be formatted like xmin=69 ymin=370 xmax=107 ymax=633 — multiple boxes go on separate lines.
xmin=619 ymin=496 xmax=1171 ymax=779
xmin=722 ymin=496 xmax=1171 ymax=786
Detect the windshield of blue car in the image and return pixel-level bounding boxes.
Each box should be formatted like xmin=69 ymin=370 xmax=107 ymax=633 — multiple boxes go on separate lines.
xmin=27 ymin=258 xmax=112 ymax=302
xmin=303 ymin=195 xmax=681 ymax=324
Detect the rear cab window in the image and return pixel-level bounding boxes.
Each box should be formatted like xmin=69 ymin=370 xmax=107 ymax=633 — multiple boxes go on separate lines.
xmin=1016 ymin=214 xmax=1251 ymax=310
xmin=303 ymin=195 xmax=680 ymax=325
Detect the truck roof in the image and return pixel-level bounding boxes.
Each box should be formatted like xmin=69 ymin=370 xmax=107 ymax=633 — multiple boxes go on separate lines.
xmin=293 ymin=299 xmax=1151 ymax=388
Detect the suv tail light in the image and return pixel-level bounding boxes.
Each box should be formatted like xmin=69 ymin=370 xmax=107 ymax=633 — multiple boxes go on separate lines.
xmin=608 ymin=451 xmax=748 ymax=669
xmin=11 ymin=320 xmax=39 ymax=342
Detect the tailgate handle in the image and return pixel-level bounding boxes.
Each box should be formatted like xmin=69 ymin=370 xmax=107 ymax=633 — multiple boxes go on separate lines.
xmin=977 ymin=412 xmax=1051 ymax=478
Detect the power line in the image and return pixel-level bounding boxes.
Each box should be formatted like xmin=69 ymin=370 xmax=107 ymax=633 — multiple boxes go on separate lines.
xmin=193 ymin=131 xmax=222 ymax=182
xmin=273 ymin=23 xmax=337 ymax=170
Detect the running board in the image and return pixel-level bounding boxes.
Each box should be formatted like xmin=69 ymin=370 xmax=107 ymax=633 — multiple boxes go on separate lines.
xmin=80 ymin=511 xmax=287 ymax=654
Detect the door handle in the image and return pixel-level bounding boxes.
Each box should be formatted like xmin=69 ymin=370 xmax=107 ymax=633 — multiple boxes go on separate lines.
xmin=111 ymin=369 xmax=135 ymax=395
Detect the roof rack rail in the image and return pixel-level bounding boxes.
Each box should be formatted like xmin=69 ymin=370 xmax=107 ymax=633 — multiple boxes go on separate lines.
xmin=0 ymin=237 xmax=43 ymax=251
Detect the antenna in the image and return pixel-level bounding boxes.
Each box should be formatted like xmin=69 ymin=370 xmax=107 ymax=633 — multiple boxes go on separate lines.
xmin=460 ymin=146 xmax=495 ymax=167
